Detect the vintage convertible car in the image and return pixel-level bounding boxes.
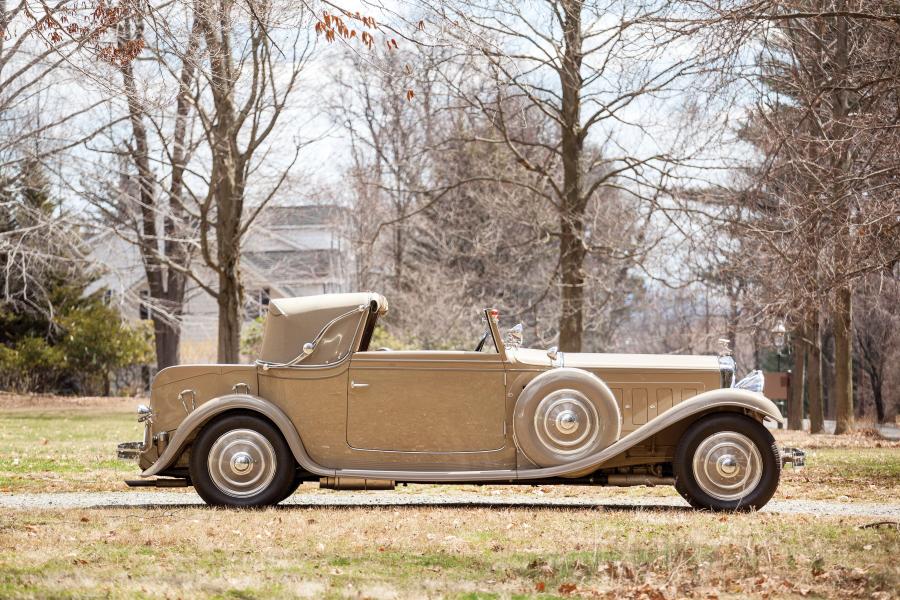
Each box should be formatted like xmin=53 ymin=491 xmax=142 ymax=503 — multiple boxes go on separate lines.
xmin=118 ymin=292 xmax=804 ymax=510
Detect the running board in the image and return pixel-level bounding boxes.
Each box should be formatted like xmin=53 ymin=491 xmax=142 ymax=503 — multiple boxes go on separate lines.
xmin=125 ymin=477 xmax=189 ymax=488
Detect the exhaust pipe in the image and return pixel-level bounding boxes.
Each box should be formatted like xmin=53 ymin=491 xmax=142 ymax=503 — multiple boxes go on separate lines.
xmin=605 ymin=474 xmax=674 ymax=487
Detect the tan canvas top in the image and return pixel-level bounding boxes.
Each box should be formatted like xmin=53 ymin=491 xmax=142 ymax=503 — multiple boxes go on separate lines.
xmin=259 ymin=292 xmax=387 ymax=364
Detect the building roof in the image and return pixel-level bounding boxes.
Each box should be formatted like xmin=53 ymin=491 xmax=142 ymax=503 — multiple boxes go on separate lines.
xmin=249 ymin=205 xmax=346 ymax=229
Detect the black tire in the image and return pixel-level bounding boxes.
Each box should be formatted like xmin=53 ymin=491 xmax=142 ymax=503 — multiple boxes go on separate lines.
xmin=189 ymin=413 xmax=296 ymax=508
xmin=278 ymin=468 xmax=304 ymax=502
xmin=674 ymin=413 xmax=780 ymax=511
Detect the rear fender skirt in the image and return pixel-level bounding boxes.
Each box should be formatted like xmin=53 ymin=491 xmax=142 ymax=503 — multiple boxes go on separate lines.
xmin=140 ymin=394 xmax=333 ymax=478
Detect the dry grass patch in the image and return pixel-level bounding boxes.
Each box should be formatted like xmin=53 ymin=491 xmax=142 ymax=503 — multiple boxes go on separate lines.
xmin=2 ymin=401 xmax=900 ymax=503
xmin=774 ymin=428 xmax=900 ymax=450
xmin=0 ymin=506 xmax=897 ymax=599
xmin=0 ymin=398 xmax=154 ymax=493
xmin=0 ymin=392 xmax=143 ymax=411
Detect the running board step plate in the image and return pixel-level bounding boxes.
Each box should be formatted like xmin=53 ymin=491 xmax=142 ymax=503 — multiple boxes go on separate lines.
xmin=125 ymin=478 xmax=189 ymax=488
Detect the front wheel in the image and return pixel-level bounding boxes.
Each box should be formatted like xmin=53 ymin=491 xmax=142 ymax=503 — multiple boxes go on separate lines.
xmin=190 ymin=413 xmax=296 ymax=507
xmin=674 ymin=413 xmax=780 ymax=511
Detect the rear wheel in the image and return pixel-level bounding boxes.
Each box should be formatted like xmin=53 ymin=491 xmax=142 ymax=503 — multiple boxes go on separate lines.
xmin=674 ymin=413 xmax=780 ymax=511
xmin=190 ymin=414 xmax=295 ymax=507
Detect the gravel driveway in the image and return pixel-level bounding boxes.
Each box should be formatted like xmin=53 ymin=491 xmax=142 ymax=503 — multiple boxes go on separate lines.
xmin=2 ymin=490 xmax=898 ymax=518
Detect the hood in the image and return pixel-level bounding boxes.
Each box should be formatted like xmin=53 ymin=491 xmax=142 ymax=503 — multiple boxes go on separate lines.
xmin=511 ymin=348 xmax=719 ymax=371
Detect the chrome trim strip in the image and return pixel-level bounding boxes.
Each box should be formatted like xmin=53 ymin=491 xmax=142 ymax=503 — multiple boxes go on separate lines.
xmin=352 ymin=358 xmax=505 ymax=364
xmin=346 ymin=441 xmax=508 ymax=455
xmin=350 ymin=366 xmax=507 ymax=373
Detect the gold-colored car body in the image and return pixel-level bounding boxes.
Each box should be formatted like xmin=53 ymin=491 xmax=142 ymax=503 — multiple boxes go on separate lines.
xmin=132 ymin=292 xmax=784 ymax=485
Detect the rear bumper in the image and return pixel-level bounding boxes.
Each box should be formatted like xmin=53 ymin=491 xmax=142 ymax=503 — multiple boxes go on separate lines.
xmin=117 ymin=441 xmax=144 ymax=460
xmin=117 ymin=404 xmax=154 ymax=462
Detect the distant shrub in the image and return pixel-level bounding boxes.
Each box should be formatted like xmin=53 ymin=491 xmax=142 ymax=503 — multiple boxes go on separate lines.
xmin=0 ymin=297 xmax=152 ymax=395
xmin=240 ymin=315 xmax=265 ymax=360
xmin=0 ymin=336 xmax=64 ymax=392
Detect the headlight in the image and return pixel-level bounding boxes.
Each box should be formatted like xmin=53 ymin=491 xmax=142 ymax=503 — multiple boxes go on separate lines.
xmin=734 ymin=370 xmax=764 ymax=394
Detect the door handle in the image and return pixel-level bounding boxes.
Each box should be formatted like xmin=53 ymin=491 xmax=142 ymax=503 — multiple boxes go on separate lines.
xmin=351 ymin=381 xmax=369 ymax=389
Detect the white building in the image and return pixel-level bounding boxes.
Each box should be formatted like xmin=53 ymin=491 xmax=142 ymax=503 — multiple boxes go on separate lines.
xmin=87 ymin=204 xmax=351 ymax=364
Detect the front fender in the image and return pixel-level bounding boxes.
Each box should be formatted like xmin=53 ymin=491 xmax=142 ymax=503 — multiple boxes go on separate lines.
xmin=141 ymin=394 xmax=333 ymax=478
xmin=516 ymin=387 xmax=784 ymax=480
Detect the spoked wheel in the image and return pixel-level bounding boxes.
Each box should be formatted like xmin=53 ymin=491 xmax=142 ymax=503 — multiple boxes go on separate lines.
xmin=674 ymin=413 xmax=781 ymax=511
xmin=190 ymin=414 xmax=296 ymax=507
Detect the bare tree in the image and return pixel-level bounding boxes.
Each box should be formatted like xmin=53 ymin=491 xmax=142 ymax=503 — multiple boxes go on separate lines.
xmin=188 ymin=0 xmax=313 ymax=362
xmin=90 ymin=3 xmax=200 ymax=369
xmin=854 ymin=274 xmax=899 ymax=423
xmin=693 ymin=0 xmax=900 ymax=432
xmin=416 ymin=0 xmax=713 ymax=351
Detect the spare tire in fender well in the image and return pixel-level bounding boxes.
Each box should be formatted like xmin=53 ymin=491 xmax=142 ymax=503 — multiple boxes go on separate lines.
xmin=513 ymin=367 xmax=621 ymax=467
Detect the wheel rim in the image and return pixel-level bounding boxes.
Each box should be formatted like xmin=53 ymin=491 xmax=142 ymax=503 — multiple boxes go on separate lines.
xmin=691 ymin=431 xmax=763 ymax=501
xmin=207 ymin=428 xmax=277 ymax=498
xmin=532 ymin=389 xmax=601 ymax=458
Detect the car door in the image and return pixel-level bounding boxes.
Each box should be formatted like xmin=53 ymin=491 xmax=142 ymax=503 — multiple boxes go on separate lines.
xmin=346 ymin=351 xmax=507 ymax=453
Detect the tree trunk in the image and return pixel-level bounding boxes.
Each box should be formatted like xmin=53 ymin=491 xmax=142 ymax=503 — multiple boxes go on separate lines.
xmin=152 ymin=316 xmax=181 ymax=369
xmin=833 ymin=284 xmax=854 ymax=434
xmin=217 ymin=269 xmax=242 ymax=363
xmin=558 ymin=218 xmax=585 ymax=352
xmin=557 ymin=0 xmax=585 ymax=352
xmin=807 ymin=314 xmax=825 ymax=433
xmin=788 ymin=324 xmax=805 ymax=430
xmin=117 ymin=13 xmax=192 ymax=371
xmin=870 ymin=373 xmax=885 ymax=423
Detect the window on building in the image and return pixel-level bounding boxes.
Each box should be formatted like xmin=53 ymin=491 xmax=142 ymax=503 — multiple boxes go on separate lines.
xmin=139 ymin=290 xmax=151 ymax=320
xmin=246 ymin=287 xmax=271 ymax=319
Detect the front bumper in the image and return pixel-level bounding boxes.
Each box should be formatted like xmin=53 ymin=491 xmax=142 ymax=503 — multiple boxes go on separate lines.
xmin=780 ymin=446 xmax=806 ymax=468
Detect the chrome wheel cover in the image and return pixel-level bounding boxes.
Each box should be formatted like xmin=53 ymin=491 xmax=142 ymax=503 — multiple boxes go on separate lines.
xmin=532 ymin=389 xmax=601 ymax=459
xmin=207 ymin=428 xmax=277 ymax=498
xmin=691 ymin=431 xmax=763 ymax=501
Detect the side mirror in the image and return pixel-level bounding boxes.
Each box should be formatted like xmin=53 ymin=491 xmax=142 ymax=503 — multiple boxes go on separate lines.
xmin=547 ymin=346 xmax=558 ymax=361
xmin=504 ymin=323 xmax=524 ymax=349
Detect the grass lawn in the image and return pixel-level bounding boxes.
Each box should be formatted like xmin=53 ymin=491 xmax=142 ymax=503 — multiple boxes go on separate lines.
xmin=0 ymin=397 xmax=146 ymax=493
xmin=1 ymin=505 xmax=897 ymax=599
xmin=1 ymin=394 xmax=898 ymax=598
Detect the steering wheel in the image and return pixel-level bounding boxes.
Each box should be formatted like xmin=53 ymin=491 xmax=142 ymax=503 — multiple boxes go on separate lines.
xmin=474 ymin=331 xmax=490 ymax=352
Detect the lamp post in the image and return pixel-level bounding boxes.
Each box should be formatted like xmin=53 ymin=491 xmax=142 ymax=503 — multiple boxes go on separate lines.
xmin=771 ymin=321 xmax=786 ymax=371
xmin=771 ymin=320 xmax=790 ymax=428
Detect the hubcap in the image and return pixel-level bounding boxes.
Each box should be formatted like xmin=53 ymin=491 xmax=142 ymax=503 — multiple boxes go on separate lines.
xmin=230 ymin=452 xmax=254 ymax=474
xmin=207 ymin=429 xmax=277 ymax=498
xmin=533 ymin=389 xmax=601 ymax=458
xmin=692 ymin=431 xmax=762 ymax=501
xmin=556 ymin=410 xmax=579 ymax=433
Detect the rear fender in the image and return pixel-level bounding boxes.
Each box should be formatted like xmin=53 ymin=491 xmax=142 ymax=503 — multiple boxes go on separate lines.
xmin=141 ymin=394 xmax=333 ymax=478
